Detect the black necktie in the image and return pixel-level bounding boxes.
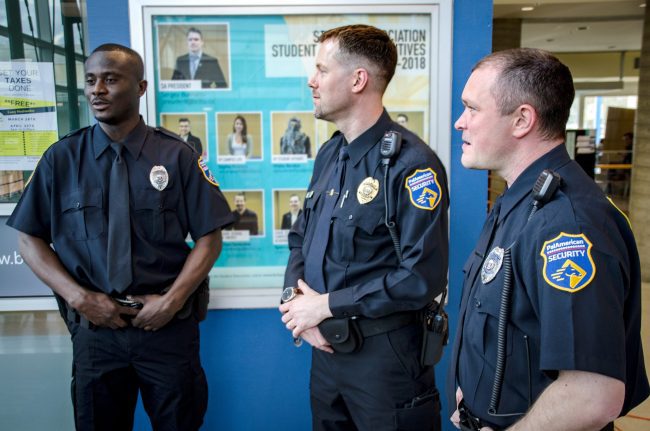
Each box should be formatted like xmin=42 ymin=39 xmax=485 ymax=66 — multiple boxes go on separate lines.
xmin=107 ymin=142 xmax=132 ymax=292
xmin=304 ymin=145 xmax=349 ymax=293
xmin=446 ymin=198 xmax=502 ymax=415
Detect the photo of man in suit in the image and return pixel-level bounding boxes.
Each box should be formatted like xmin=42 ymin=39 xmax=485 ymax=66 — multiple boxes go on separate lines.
xmin=231 ymin=192 xmax=259 ymax=235
xmin=171 ymin=27 xmax=227 ymax=89
xmin=281 ymin=194 xmax=302 ymax=230
xmin=178 ymin=117 xmax=203 ymax=155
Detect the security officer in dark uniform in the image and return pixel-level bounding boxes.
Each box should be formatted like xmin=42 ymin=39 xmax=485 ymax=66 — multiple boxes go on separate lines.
xmin=279 ymin=25 xmax=448 ymax=430
xmin=448 ymin=48 xmax=649 ymax=431
xmin=7 ymin=44 xmax=233 ymax=431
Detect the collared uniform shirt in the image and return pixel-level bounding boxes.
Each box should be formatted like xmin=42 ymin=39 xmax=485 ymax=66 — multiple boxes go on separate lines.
xmin=284 ymin=110 xmax=449 ymax=318
xmin=451 ymin=144 xmax=649 ymax=429
xmin=8 ymin=119 xmax=234 ymax=296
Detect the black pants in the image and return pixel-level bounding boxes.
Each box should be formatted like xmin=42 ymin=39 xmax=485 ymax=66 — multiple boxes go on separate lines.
xmin=67 ymin=316 xmax=207 ymax=431
xmin=311 ymin=323 xmax=441 ymax=431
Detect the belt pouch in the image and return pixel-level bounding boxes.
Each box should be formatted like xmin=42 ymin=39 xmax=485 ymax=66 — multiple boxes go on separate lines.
xmin=420 ymin=302 xmax=449 ymax=366
xmin=319 ymin=317 xmax=363 ymax=353
xmin=193 ymin=277 xmax=210 ymax=321
xmin=174 ymin=277 xmax=210 ymax=321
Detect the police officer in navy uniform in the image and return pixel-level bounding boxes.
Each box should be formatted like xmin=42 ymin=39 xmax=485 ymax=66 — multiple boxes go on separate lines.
xmin=7 ymin=44 xmax=233 ymax=430
xmin=448 ymin=48 xmax=649 ymax=431
xmin=279 ymin=25 xmax=449 ymax=430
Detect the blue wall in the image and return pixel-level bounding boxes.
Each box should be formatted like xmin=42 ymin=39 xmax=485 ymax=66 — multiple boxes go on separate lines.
xmin=86 ymin=1 xmax=492 ymax=430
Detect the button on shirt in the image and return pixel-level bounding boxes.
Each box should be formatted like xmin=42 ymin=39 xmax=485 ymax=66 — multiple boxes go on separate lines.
xmin=284 ymin=110 xmax=449 ymax=319
xmin=452 ymin=144 xmax=649 ymax=429
xmin=8 ymin=119 xmax=234 ymax=295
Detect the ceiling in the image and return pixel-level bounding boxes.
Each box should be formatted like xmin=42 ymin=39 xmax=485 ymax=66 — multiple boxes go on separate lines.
xmin=493 ymin=0 xmax=646 ymax=52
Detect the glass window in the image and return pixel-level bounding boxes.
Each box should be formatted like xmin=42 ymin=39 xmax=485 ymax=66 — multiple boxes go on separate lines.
xmin=53 ymin=52 xmax=67 ymax=86
xmin=582 ymin=95 xmax=637 ymax=142
xmin=0 ymin=3 xmax=7 ymax=27
xmin=0 ymin=36 xmax=9 ymax=61
xmin=19 ymin=0 xmax=39 ymax=40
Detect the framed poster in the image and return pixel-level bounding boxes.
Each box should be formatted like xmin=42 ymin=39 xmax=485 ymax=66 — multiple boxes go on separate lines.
xmin=0 ymin=62 xmax=59 ymax=215
xmin=132 ymin=0 xmax=452 ymax=307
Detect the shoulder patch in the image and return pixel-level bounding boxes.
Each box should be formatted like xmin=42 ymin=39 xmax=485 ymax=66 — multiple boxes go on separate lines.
xmin=404 ymin=168 xmax=442 ymax=210
xmin=540 ymin=232 xmax=595 ymax=293
xmin=198 ymin=157 xmax=219 ymax=187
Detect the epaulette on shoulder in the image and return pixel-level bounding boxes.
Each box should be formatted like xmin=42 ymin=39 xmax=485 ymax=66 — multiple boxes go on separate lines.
xmin=61 ymin=125 xmax=91 ymax=140
xmin=153 ymin=126 xmax=184 ymax=142
xmin=154 ymin=126 xmax=195 ymax=152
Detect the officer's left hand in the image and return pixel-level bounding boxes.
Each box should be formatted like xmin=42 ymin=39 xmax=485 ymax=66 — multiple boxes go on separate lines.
xmin=129 ymin=294 xmax=179 ymax=331
xmin=279 ymin=279 xmax=332 ymax=338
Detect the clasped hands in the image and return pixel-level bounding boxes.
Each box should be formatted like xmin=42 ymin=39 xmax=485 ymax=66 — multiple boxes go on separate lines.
xmin=74 ymin=289 xmax=180 ymax=331
xmin=279 ymin=279 xmax=334 ymax=353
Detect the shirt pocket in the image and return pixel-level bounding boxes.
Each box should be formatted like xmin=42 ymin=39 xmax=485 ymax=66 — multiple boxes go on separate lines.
xmin=474 ymin=281 xmax=514 ymax=358
xmin=59 ymin=188 xmax=104 ymax=240
xmin=133 ymin=187 xmax=182 ymax=243
xmin=342 ymin=202 xmax=385 ymax=261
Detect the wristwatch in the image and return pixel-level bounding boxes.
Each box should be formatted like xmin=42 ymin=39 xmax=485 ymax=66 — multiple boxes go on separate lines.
xmin=281 ymin=286 xmax=301 ymax=303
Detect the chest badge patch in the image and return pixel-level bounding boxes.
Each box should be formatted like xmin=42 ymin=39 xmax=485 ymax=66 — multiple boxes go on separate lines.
xmin=198 ymin=157 xmax=219 ymax=187
xmin=540 ymin=232 xmax=595 ymax=293
xmin=481 ymin=246 xmax=504 ymax=284
xmin=405 ymin=168 xmax=442 ymax=211
xmin=149 ymin=165 xmax=169 ymax=191
xmin=357 ymin=177 xmax=379 ymax=204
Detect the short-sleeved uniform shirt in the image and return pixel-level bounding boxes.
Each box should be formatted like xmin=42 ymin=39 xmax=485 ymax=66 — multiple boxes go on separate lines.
xmin=284 ymin=110 xmax=449 ymax=318
xmin=8 ymin=119 xmax=234 ymax=296
xmin=452 ymin=144 xmax=649 ymax=429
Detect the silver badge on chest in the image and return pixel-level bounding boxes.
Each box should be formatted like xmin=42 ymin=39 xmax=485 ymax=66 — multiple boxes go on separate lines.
xmin=149 ymin=165 xmax=169 ymax=191
xmin=481 ymin=246 xmax=504 ymax=284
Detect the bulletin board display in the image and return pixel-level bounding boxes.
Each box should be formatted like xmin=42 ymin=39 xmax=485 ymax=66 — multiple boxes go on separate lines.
xmin=136 ymin=1 xmax=452 ymax=290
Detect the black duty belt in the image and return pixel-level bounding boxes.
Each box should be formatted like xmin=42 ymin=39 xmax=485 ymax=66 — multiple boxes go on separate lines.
xmin=355 ymin=311 xmax=416 ymax=337
xmin=319 ymin=311 xmax=416 ymax=354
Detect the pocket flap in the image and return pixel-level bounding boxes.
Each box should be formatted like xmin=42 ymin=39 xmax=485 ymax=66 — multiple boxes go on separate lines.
xmin=304 ymin=189 xmax=321 ymax=210
xmin=318 ymin=317 xmax=363 ymax=353
xmin=61 ymin=189 xmax=102 ymax=212
xmin=345 ymin=207 xmax=383 ymax=234
xmin=133 ymin=189 xmax=160 ymax=210
xmin=319 ymin=317 xmax=352 ymax=343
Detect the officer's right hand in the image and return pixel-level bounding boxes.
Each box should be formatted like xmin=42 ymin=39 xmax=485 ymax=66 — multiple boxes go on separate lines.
xmin=71 ymin=290 xmax=139 ymax=329
xmin=300 ymin=327 xmax=334 ymax=354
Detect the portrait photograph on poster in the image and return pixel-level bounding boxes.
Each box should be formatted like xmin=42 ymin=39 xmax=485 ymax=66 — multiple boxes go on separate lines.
xmin=156 ymin=23 xmax=231 ymax=91
xmin=160 ymin=112 xmax=208 ymax=160
xmin=215 ymin=112 xmax=263 ymax=164
xmin=271 ymin=111 xmax=315 ymax=164
xmin=222 ymin=189 xmax=265 ymax=241
xmin=272 ymin=189 xmax=306 ymax=244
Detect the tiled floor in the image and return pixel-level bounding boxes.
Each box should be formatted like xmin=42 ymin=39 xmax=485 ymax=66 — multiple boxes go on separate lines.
xmin=614 ymin=282 xmax=650 ymax=431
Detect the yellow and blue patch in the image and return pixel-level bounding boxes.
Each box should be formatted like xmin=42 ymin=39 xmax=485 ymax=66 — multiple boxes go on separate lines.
xmin=404 ymin=168 xmax=442 ymax=210
xmin=198 ymin=157 xmax=219 ymax=187
xmin=540 ymin=232 xmax=595 ymax=293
